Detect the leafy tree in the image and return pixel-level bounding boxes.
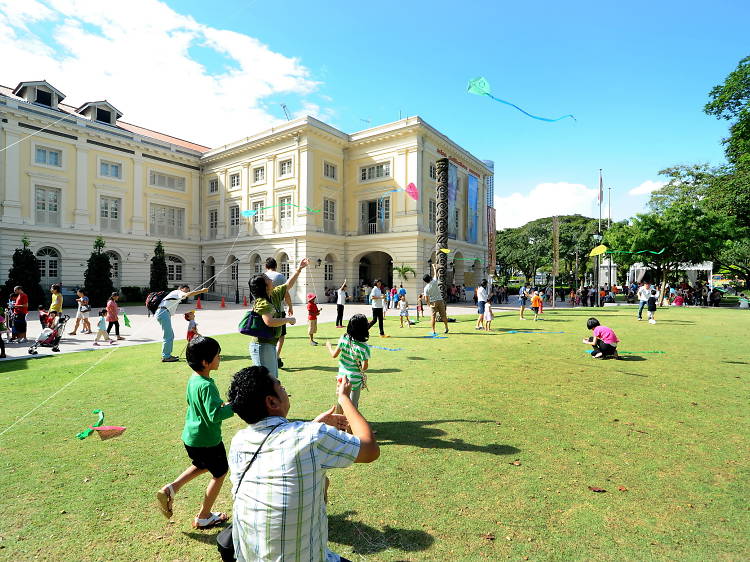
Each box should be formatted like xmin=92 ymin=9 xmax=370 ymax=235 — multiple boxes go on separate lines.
xmin=3 ymin=237 xmax=45 ymax=308
xmin=83 ymin=236 xmax=114 ymax=307
xmin=150 ymin=240 xmax=168 ymax=291
xmin=704 ymin=55 xmax=750 ymax=165
xmin=716 ymin=238 xmax=750 ymax=287
xmin=393 ymin=264 xmax=416 ymax=284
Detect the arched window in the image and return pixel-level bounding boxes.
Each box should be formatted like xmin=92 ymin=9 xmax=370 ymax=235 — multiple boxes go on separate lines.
xmin=324 ymin=254 xmax=334 ymax=283
xmin=37 ymin=247 xmax=61 ymax=286
xmin=106 ymin=251 xmax=121 ymax=287
xmin=252 ymin=255 xmax=262 ymax=275
xmin=167 ymin=255 xmax=184 ymax=282
xmin=279 ymin=253 xmax=290 ymax=278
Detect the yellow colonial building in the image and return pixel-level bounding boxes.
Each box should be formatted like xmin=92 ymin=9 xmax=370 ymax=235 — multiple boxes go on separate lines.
xmin=1 ymin=80 xmax=492 ymax=302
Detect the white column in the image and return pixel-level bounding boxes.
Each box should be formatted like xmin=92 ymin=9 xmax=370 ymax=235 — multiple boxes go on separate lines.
xmin=298 ymin=146 xmax=309 ymax=222
xmin=132 ymin=159 xmax=145 ymax=235
xmin=190 ymin=171 xmax=200 ymax=240
xmin=2 ymin=131 xmax=22 ymax=223
xmin=73 ymin=146 xmax=89 ymax=228
xmin=218 ymin=169 xmax=227 ymax=236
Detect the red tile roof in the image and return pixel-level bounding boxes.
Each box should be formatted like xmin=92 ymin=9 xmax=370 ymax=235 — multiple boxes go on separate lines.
xmin=1 ymin=84 xmax=211 ymax=153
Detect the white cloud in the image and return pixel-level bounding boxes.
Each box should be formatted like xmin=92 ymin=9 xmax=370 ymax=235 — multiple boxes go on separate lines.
xmin=494 ymin=182 xmax=599 ymax=229
xmin=628 ymin=180 xmax=665 ymax=196
xmin=0 ymin=0 xmax=326 ymax=147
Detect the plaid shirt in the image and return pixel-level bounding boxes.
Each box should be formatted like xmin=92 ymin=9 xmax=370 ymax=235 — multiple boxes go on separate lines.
xmin=229 ymin=416 xmax=360 ymax=561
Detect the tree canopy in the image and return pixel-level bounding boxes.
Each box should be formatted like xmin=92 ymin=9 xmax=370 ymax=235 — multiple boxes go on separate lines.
xmin=704 ymin=55 xmax=750 ymax=165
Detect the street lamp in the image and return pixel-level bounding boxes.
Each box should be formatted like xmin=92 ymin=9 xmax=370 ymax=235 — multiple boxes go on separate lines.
xmin=234 ymin=259 xmax=240 ymax=304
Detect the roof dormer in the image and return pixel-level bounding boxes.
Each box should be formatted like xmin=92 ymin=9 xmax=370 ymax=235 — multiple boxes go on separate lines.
xmin=12 ymin=80 xmax=66 ymax=109
xmin=75 ymin=100 xmax=123 ymax=126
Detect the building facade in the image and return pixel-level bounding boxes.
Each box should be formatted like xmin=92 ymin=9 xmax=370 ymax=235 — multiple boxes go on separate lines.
xmin=1 ymin=80 xmax=492 ymax=302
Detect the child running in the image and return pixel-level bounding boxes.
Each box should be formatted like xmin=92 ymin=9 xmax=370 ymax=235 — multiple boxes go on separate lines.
xmin=484 ymin=302 xmax=494 ymax=331
xmin=531 ymin=291 xmax=543 ymax=321
xmin=185 ymin=310 xmax=200 ymax=342
xmin=93 ymin=309 xmax=115 ymax=346
xmin=157 ymin=336 xmax=234 ymax=529
xmin=326 ymin=313 xmax=370 ymax=410
xmin=398 ymin=294 xmax=411 ymax=328
xmin=583 ymin=317 xmax=620 ymax=359
xmin=306 ymin=293 xmax=321 ymax=345
xmin=647 ymin=290 xmax=658 ymax=324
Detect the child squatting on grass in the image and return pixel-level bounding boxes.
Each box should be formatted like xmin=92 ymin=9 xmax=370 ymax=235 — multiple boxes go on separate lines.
xmin=583 ymin=317 xmax=620 ymax=359
xmin=157 ymin=336 xmax=235 ymax=529
xmin=326 ymin=313 xmax=371 ymax=411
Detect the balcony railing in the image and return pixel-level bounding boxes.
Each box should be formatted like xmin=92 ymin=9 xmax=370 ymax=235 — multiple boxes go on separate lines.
xmin=359 ymin=221 xmax=389 ymax=235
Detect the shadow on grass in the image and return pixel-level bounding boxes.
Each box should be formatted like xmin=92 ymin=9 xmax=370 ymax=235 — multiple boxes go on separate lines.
xmin=617 ymin=356 xmax=647 ymax=361
xmin=618 ymin=371 xmax=648 ymax=377
xmin=373 ymin=420 xmax=520 ymax=456
xmin=182 ymin=523 xmax=229 ymax=545
xmin=220 ymin=355 xmax=253 ymax=362
xmin=655 ymin=320 xmax=696 ymax=325
xmin=0 ymin=354 xmax=53 ymax=372
xmin=407 ymin=356 xmax=426 ymax=361
xmin=722 ymin=361 xmax=748 ymax=365
xmin=329 ymin=510 xmax=434 ymax=555
xmin=284 ymin=365 xmax=339 ymax=373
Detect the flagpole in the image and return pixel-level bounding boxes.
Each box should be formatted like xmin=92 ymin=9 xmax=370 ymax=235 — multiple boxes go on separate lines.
xmin=596 ymin=169 xmax=602 ymax=302
xmin=608 ymin=182 xmax=613 ymax=287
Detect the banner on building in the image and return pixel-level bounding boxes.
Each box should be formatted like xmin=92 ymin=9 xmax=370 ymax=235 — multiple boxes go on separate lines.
xmin=448 ymin=163 xmax=458 ymax=240
xmin=487 ymin=206 xmax=496 ymax=273
xmin=467 ymin=174 xmax=479 ymax=244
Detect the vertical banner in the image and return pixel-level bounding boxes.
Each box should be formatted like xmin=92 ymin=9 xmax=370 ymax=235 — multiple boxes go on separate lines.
xmin=467 ymin=174 xmax=478 ymax=244
xmin=487 ymin=207 xmax=496 ymax=273
xmin=448 ymin=163 xmax=458 ymax=240
xmin=435 ymin=158 xmax=450 ymax=302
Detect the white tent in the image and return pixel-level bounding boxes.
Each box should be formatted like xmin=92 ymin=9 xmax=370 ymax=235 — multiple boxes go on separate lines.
xmin=627 ymin=262 xmax=713 ymax=286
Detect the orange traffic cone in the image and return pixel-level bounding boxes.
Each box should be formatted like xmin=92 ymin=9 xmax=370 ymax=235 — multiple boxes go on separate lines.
xmin=196 ymin=297 xmax=202 ymax=309
xmin=243 ymin=295 xmax=248 ymax=307
xmin=220 ymin=296 xmax=226 ymax=308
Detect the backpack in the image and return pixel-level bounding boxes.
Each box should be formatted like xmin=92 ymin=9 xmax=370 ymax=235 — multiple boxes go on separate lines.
xmin=145 ymin=291 xmax=170 ymax=315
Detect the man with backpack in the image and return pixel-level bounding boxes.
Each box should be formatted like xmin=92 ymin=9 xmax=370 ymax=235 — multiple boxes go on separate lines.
xmin=150 ymin=284 xmax=209 ymax=362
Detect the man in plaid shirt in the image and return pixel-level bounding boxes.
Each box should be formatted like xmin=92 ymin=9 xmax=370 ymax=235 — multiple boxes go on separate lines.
xmin=227 ymin=366 xmax=380 ymax=561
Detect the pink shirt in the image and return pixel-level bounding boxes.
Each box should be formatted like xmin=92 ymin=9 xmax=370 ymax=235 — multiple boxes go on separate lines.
xmin=106 ymin=299 xmax=119 ymax=322
xmin=593 ymin=325 xmax=619 ymax=345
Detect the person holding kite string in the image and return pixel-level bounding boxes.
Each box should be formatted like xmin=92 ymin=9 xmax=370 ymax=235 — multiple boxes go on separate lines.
xmin=247 ymin=258 xmax=308 ymax=379
xmin=156 ymin=285 xmax=209 ymax=363
xmin=583 ymin=317 xmax=620 ymax=359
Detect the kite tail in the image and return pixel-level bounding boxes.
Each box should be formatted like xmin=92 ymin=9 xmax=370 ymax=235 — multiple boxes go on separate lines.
xmin=486 ymin=93 xmax=576 ymax=122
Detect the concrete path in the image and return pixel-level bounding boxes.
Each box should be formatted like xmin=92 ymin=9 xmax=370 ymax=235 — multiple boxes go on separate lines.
xmin=0 ymin=301 xmax=488 ymax=362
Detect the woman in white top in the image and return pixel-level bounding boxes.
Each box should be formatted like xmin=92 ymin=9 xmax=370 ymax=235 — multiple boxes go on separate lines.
xmin=475 ymin=280 xmax=489 ymax=330
xmin=156 ymin=284 xmax=208 ymax=362
xmin=335 ymin=279 xmax=348 ymax=328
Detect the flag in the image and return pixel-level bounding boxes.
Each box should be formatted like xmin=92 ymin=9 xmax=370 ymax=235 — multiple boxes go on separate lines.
xmin=123 ymin=312 xmax=131 ymax=328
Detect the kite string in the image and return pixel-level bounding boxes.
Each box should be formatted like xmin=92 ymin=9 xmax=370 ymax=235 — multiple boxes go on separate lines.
xmin=485 ymin=93 xmax=576 ymax=123
xmin=0 ymin=113 xmax=74 ymax=154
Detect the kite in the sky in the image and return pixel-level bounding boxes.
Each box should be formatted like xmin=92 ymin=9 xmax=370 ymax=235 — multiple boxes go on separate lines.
xmin=467 ymin=77 xmax=576 ymax=123
xmin=589 ymin=245 xmax=608 ymax=257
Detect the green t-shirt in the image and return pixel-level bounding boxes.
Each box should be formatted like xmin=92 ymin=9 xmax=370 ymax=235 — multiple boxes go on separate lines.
xmin=252 ymin=284 xmax=287 ymax=345
xmin=181 ymin=373 xmax=234 ymax=448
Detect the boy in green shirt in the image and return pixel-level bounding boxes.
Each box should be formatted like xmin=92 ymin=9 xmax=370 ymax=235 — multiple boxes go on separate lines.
xmin=156 ymin=336 xmax=234 ymax=529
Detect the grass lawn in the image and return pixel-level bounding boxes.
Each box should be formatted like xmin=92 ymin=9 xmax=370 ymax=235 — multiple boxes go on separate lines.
xmin=1 ymin=306 xmax=748 ymax=561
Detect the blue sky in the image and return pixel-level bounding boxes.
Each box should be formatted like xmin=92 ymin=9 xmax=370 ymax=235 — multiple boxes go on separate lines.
xmin=1 ymin=0 xmax=747 ymax=227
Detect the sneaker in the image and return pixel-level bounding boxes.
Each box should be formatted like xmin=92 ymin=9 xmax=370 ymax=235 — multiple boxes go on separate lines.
xmin=110 ymin=341 xmax=118 ymax=345
xmin=637 ymin=318 xmax=642 ymax=321
xmin=278 ymin=358 xmax=284 ymax=368
xmin=162 ymin=356 xmax=179 ymax=362
xmin=648 ymin=319 xmax=656 ymax=324
xmin=93 ymin=342 xmax=100 ymax=346
xmin=475 ymin=326 xmax=483 ymax=330
xmin=310 ymin=341 xmax=319 ymax=346
xmin=380 ymin=334 xmax=390 ymax=338
xmin=444 ymin=329 xmax=449 ymax=334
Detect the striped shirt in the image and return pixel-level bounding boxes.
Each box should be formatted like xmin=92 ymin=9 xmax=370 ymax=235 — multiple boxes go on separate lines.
xmin=229 ymin=416 xmax=360 ymax=562
xmin=335 ymin=334 xmax=370 ymax=390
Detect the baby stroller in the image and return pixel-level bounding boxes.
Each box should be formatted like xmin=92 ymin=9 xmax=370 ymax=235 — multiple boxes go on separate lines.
xmin=29 ymin=314 xmax=70 ymax=355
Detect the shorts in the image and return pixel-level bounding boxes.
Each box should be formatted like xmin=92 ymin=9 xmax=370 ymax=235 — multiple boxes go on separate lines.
xmin=308 ymin=319 xmax=317 ymax=335
xmin=531 ymin=306 xmax=539 ymax=313
xmin=76 ymin=310 xmax=90 ymax=319
xmin=429 ymin=300 xmax=447 ymax=320
xmin=399 ymin=310 xmax=409 ymax=316
xmin=477 ymin=301 xmax=486 ymax=315
xmin=520 ymin=296 xmax=528 ymax=305
xmin=183 ymin=441 xmax=229 ymax=478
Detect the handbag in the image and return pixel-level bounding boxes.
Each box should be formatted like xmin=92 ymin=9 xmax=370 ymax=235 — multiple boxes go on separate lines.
xmin=217 ymin=424 xmax=282 ymax=561
xmin=238 ymin=309 xmax=273 ymax=339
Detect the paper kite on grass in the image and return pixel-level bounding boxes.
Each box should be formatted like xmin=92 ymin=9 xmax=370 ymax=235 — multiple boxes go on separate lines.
xmin=467 ymin=77 xmax=576 ymax=123
xmin=76 ymin=409 xmax=126 ymax=440
xmin=123 ymin=312 xmax=131 ymax=328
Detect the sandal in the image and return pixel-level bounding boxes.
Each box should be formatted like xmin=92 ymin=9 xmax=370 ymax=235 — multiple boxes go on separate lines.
xmin=192 ymin=512 xmax=228 ymax=529
xmin=156 ymin=484 xmax=174 ymax=518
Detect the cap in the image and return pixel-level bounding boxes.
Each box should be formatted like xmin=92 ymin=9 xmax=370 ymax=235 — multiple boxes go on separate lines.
xmin=307 ymin=293 xmax=316 ymax=301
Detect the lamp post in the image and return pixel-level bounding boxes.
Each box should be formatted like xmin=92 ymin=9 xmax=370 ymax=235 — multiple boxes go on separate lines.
xmin=592 ymin=234 xmax=603 ymax=305
xmin=234 ymin=259 xmax=240 ymax=304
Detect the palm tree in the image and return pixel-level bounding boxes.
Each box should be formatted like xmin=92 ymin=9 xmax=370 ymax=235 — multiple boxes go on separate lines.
xmin=393 ymin=264 xmax=416 ymax=284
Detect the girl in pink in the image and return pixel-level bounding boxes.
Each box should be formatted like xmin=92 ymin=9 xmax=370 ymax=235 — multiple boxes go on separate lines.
xmin=106 ymin=292 xmax=125 ymax=341
xmin=583 ymin=317 xmax=619 ymax=359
